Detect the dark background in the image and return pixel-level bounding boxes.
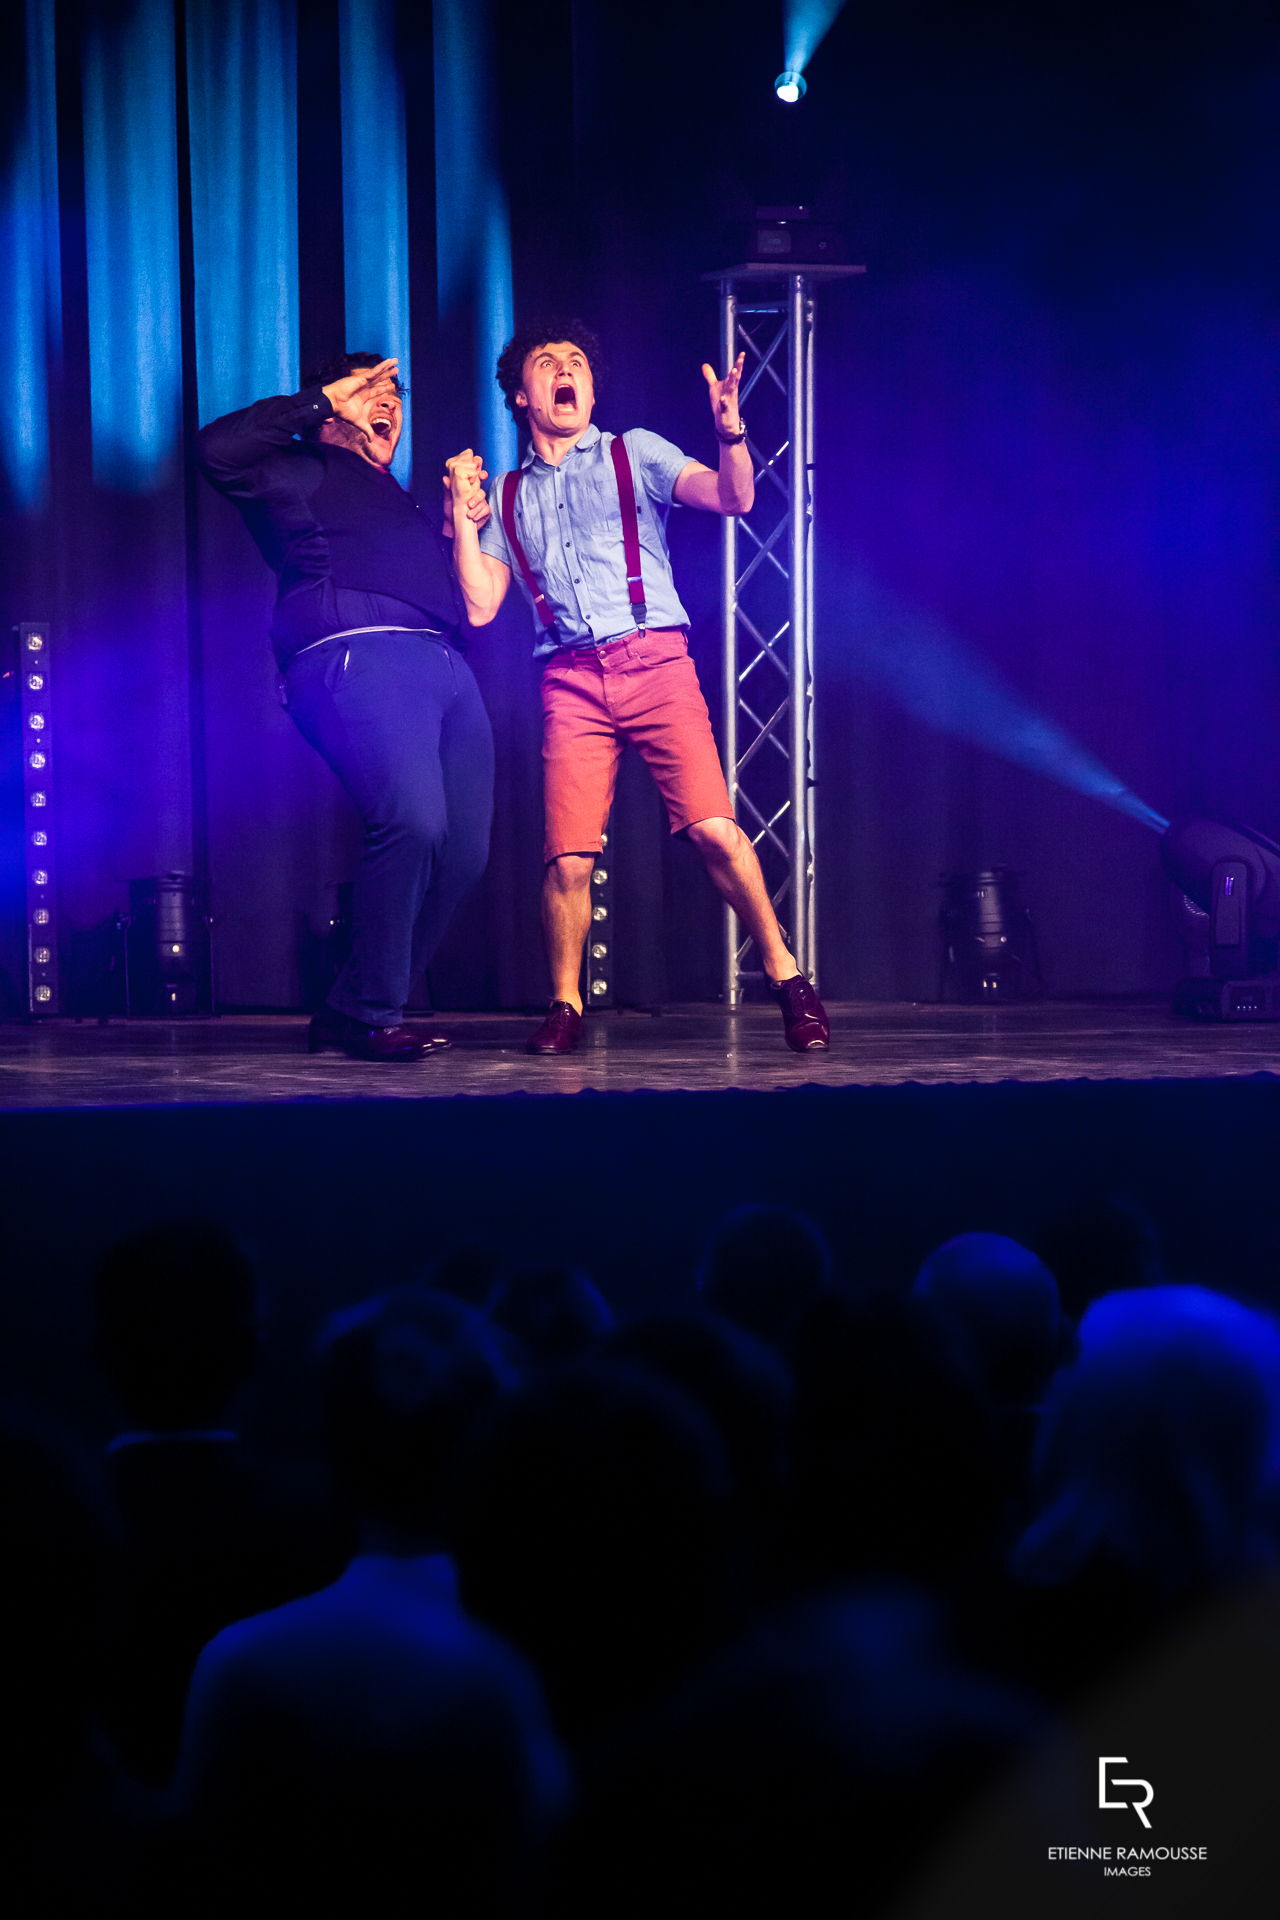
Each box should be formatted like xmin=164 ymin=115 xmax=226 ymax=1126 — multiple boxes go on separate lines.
xmin=2 ymin=0 xmax=1276 ymax=1012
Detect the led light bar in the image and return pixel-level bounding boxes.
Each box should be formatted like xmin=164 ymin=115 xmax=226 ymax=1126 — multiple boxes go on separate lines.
xmin=587 ymin=827 xmax=613 ymax=1009
xmin=17 ymin=621 xmax=57 ymax=1014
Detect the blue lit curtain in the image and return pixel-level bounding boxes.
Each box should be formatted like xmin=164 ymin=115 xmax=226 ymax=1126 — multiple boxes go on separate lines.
xmin=0 ymin=0 xmax=61 ymax=512
xmin=186 ymin=0 xmax=312 ymax=1006
xmin=338 ymin=0 xmax=412 ymax=482
xmin=187 ymin=0 xmax=298 ymax=418
xmin=82 ymin=0 xmax=183 ymax=491
xmin=0 ymin=0 xmax=522 ymax=1001
xmin=434 ymin=0 xmax=516 ymax=476
xmin=72 ymin=0 xmax=192 ymax=902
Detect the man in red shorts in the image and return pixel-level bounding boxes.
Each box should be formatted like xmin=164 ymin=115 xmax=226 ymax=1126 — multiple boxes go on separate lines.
xmin=446 ymin=320 xmax=829 ymax=1056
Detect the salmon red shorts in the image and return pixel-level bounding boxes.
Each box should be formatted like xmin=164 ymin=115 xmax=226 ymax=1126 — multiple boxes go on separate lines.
xmin=540 ymin=627 xmax=735 ymax=862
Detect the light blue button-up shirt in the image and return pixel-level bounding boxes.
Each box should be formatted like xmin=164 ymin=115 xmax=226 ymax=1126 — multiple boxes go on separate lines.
xmin=479 ymin=424 xmax=692 ymax=658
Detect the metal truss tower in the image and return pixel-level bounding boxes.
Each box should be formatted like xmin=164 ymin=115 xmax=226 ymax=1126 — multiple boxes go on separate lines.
xmin=708 ymin=264 xmax=862 ymax=1005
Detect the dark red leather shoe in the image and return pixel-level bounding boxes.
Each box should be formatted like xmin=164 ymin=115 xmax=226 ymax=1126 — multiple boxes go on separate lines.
xmin=526 ymin=1001 xmax=583 ymax=1055
xmin=405 ymin=1024 xmax=452 ymax=1049
xmin=769 ymin=974 xmax=830 ymax=1052
xmin=307 ymin=1009 xmax=437 ymax=1061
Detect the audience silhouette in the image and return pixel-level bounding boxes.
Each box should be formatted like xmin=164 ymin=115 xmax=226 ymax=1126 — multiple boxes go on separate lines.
xmin=696 ymin=1202 xmax=834 ymax=1352
xmin=487 ymin=1263 xmax=615 ymax=1364
xmin=448 ymin=1360 xmax=740 ymax=1743
xmin=913 ymin=1229 xmax=1074 ymax=1521
xmin=0 ymin=1399 xmax=142 ymax=1917
xmin=93 ymin=1223 xmax=340 ymax=1784
xmin=170 ymin=1286 xmax=563 ymax=1915
xmin=6 ymin=1194 xmax=1276 ymax=1915
xmin=1010 ymin=1281 xmax=1280 ymax=1702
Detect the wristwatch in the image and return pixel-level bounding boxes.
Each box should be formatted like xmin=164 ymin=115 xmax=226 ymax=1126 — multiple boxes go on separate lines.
xmin=714 ymin=416 xmax=748 ymax=445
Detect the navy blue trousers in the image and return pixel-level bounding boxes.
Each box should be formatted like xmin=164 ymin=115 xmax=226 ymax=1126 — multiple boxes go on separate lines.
xmin=285 ymin=631 xmax=493 ymax=1026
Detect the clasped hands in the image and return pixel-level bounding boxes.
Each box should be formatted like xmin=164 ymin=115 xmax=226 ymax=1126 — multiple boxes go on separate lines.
xmin=441 ymin=449 xmax=491 ymax=539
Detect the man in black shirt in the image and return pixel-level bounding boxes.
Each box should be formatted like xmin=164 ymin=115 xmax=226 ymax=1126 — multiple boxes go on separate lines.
xmin=199 ymin=354 xmax=493 ymax=1061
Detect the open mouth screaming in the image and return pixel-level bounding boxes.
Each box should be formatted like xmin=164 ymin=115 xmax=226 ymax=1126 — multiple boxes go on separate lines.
xmin=553 ymin=383 xmax=576 ymax=409
xmin=370 ymin=411 xmax=395 ymax=440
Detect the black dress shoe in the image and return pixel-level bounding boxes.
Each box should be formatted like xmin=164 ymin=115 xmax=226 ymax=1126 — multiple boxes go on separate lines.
xmin=769 ymin=974 xmax=831 ymax=1052
xmin=526 ymin=1001 xmax=583 ymax=1055
xmin=307 ymin=1009 xmax=437 ymax=1061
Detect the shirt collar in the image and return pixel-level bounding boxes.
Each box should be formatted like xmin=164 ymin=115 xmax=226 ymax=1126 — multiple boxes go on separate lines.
xmin=522 ymin=422 xmax=602 ymax=471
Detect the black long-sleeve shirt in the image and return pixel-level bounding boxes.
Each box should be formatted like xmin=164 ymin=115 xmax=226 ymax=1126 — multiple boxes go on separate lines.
xmin=197 ymin=387 xmax=462 ymax=666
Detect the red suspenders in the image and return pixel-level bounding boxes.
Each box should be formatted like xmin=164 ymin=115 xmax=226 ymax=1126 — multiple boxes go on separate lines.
xmin=608 ymin=433 xmax=648 ymax=631
xmin=500 ymin=469 xmax=557 ymax=631
xmin=499 ymin=433 xmax=648 ymax=639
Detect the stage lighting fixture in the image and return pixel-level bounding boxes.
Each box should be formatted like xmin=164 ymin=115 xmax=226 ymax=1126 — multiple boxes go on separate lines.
xmin=774 ymin=71 xmax=807 ymax=102
xmin=126 ymin=872 xmax=213 ymax=1015
xmin=1161 ymin=816 xmax=1280 ymax=1019
xmin=2 ymin=621 xmax=63 ymax=1016
xmin=586 ymin=830 xmax=613 ymax=1007
xmin=749 ymin=203 xmax=848 ymax=266
xmin=938 ymin=869 xmax=1042 ymax=1004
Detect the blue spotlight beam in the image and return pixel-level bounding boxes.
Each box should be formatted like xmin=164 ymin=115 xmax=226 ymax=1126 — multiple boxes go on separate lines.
xmin=844 ymin=570 xmax=1168 ymax=834
xmin=784 ymin=0 xmax=848 ymax=77
xmin=434 ymin=0 xmax=516 ymax=476
xmin=187 ymin=0 xmax=298 ymax=421
xmin=83 ymin=0 xmax=183 ymax=490
xmin=1 ymin=0 xmax=61 ymax=511
xmin=339 ymin=0 xmax=412 ymax=484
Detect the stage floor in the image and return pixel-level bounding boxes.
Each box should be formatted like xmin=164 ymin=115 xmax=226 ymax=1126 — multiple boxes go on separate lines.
xmin=0 ymin=1000 xmax=1276 ymax=1108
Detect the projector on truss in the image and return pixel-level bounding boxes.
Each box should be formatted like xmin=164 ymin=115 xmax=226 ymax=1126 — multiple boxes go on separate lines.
xmin=750 ymin=205 xmax=848 ymax=267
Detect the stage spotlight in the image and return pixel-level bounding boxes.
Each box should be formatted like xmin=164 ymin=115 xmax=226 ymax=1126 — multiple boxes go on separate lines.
xmin=779 ymin=2 xmax=847 ymax=102
xmin=1161 ymin=817 xmax=1280 ymax=1019
xmin=126 ymin=872 xmax=213 ymax=1015
xmin=938 ymin=868 xmax=1042 ymax=1003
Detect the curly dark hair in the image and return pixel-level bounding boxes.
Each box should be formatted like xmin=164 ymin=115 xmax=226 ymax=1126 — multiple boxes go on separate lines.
xmin=495 ymin=320 xmax=604 ymax=426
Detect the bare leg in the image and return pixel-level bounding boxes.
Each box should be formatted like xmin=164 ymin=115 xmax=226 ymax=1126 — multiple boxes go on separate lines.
xmin=542 ymin=854 xmax=596 ymax=1012
xmin=685 ymin=817 xmax=799 ymax=982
